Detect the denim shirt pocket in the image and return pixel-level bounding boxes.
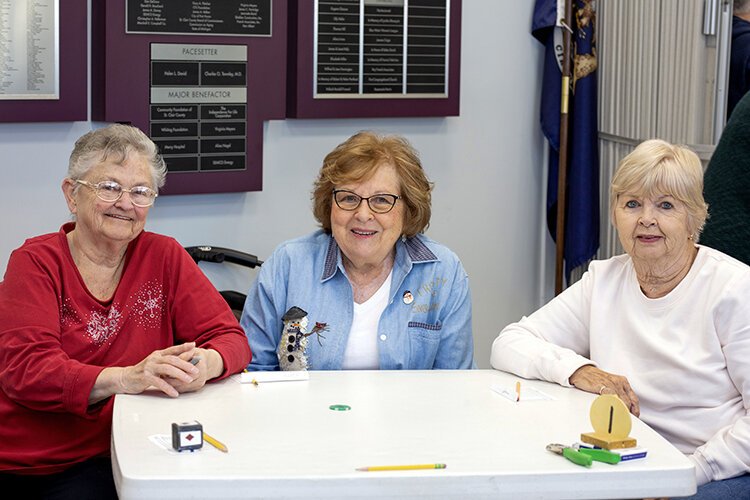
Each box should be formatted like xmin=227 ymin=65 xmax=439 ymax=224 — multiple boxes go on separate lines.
xmin=406 ymin=320 xmax=442 ymax=368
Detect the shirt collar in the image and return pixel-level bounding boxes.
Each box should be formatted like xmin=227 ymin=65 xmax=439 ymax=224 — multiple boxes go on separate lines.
xmin=321 ymin=234 xmax=437 ymax=282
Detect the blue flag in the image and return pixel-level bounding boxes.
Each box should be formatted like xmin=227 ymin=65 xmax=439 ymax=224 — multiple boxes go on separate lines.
xmin=533 ymin=0 xmax=599 ymax=281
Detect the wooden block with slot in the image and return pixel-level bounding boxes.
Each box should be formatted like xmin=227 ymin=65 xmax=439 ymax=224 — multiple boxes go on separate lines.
xmin=581 ymin=395 xmax=637 ymax=450
xmin=580 ymin=432 xmax=637 ymax=450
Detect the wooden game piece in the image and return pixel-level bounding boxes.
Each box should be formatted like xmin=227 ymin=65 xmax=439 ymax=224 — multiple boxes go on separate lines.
xmin=580 ymin=395 xmax=637 ymax=450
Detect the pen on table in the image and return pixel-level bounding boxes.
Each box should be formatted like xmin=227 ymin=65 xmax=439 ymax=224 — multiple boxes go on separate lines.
xmin=516 ymin=381 xmax=521 ymax=402
xmin=356 ymin=464 xmax=447 ymax=472
xmin=203 ymin=432 xmax=228 ymax=453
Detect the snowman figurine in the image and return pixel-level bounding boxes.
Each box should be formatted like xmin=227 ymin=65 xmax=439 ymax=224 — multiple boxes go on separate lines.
xmin=277 ymin=306 xmax=327 ymax=371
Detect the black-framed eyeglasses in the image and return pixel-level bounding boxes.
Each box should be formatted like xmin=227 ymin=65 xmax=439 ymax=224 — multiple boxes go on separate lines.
xmin=75 ymin=179 xmax=158 ymax=208
xmin=332 ymin=189 xmax=400 ymax=214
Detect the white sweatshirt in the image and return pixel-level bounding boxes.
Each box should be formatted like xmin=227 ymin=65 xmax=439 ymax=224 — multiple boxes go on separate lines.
xmin=491 ymin=245 xmax=750 ymax=486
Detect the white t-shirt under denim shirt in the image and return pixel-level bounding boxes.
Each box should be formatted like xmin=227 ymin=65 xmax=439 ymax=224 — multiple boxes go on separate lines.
xmin=341 ymin=272 xmax=392 ymax=370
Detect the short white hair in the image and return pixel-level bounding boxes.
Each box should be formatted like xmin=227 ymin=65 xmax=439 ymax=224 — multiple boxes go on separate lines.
xmin=68 ymin=124 xmax=167 ymax=190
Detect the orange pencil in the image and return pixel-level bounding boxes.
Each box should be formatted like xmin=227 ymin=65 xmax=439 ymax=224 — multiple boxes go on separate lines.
xmin=515 ymin=381 xmax=521 ymax=402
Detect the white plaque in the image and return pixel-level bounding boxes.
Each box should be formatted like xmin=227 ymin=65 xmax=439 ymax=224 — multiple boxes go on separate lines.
xmin=0 ymin=0 xmax=59 ymax=100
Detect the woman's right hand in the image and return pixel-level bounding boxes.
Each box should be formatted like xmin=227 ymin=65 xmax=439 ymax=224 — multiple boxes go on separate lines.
xmin=119 ymin=343 xmax=200 ymax=398
xmin=569 ymin=364 xmax=641 ymax=416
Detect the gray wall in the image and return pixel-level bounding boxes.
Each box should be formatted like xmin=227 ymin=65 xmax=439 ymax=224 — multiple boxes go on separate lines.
xmin=0 ymin=1 xmax=551 ymax=368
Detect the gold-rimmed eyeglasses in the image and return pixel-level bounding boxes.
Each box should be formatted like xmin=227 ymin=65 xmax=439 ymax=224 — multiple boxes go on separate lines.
xmin=75 ymin=179 xmax=158 ymax=207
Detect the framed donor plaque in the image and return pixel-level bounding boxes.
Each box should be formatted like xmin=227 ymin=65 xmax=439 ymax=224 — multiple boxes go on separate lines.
xmin=0 ymin=0 xmax=87 ymax=122
xmin=287 ymin=0 xmax=461 ymax=118
xmin=92 ymin=0 xmax=286 ymax=195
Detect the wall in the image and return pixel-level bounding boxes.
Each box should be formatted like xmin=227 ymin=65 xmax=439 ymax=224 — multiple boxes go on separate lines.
xmin=0 ymin=1 xmax=550 ymax=368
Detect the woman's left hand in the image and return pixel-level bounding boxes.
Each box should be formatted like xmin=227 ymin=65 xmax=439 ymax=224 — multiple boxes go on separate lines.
xmin=167 ymin=347 xmax=224 ymax=394
xmin=569 ymin=365 xmax=641 ymax=416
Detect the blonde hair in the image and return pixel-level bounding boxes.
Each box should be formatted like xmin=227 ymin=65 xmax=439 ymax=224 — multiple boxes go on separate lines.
xmin=312 ymin=131 xmax=433 ymax=237
xmin=610 ymin=139 xmax=708 ymax=239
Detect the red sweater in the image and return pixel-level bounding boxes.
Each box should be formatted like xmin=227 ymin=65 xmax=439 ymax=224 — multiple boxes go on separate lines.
xmin=0 ymin=223 xmax=251 ymax=474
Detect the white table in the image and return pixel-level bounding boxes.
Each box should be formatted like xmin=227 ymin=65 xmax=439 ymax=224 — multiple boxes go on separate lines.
xmin=111 ymin=370 xmax=696 ymax=499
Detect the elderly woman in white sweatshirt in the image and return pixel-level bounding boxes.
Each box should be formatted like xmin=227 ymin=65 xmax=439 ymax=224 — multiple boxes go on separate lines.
xmin=491 ymin=139 xmax=750 ymax=499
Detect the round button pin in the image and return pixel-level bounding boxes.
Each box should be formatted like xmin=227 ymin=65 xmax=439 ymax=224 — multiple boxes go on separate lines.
xmin=403 ymin=290 xmax=414 ymax=304
xmin=329 ymin=404 xmax=351 ymax=411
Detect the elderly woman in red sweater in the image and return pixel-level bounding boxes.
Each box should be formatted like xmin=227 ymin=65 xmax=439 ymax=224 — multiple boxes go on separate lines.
xmin=0 ymin=124 xmax=251 ymax=499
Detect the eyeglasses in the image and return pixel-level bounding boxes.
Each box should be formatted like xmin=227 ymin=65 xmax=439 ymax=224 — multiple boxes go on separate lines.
xmin=332 ymin=189 xmax=400 ymax=214
xmin=75 ymin=179 xmax=158 ymax=207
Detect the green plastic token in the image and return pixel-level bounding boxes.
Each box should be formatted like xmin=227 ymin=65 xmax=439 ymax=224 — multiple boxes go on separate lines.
xmin=329 ymin=404 xmax=351 ymax=411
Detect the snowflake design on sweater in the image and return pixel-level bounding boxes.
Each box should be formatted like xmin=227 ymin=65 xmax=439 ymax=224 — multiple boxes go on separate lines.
xmin=86 ymin=306 xmax=123 ymax=346
xmin=130 ymin=280 xmax=165 ymax=329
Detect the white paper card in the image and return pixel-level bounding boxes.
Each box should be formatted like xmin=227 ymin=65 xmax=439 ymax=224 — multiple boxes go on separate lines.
xmin=148 ymin=434 xmax=225 ymax=454
xmin=240 ymin=371 xmax=310 ymax=384
xmin=491 ymin=384 xmax=555 ymax=402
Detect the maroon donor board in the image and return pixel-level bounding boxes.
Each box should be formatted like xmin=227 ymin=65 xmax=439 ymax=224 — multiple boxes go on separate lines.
xmin=92 ymin=0 xmax=287 ymax=195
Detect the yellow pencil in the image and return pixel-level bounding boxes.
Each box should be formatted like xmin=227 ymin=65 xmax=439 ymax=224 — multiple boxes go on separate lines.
xmin=516 ymin=381 xmax=521 ymax=402
xmin=203 ymin=432 xmax=228 ymax=453
xmin=356 ymin=464 xmax=446 ymax=472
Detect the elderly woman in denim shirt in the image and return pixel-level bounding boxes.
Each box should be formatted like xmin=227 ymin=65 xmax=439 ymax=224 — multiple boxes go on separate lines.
xmin=241 ymin=131 xmax=474 ymax=371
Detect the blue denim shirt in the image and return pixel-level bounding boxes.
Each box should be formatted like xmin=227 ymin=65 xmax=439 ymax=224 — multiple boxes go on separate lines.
xmin=240 ymin=230 xmax=474 ymax=370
